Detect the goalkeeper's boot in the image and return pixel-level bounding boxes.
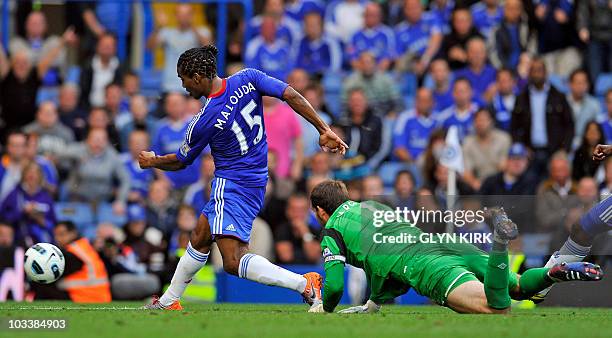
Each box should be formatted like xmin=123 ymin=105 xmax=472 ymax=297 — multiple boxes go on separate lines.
xmin=489 ymin=207 xmax=519 ymax=242
xmin=302 ymin=272 xmax=323 ymax=305
xmin=547 ymin=262 xmax=604 ymax=283
xmin=142 ymin=295 xmax=183 ymax=310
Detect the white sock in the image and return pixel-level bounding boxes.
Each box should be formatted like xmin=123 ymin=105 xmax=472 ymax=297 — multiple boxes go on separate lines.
xmin=544 ymin=237 xmax=591 ymax=268
xmin=238 ymin=253 xmax=307 ymax=293
xmin=159 ymin=242 xmax=209 ymax=307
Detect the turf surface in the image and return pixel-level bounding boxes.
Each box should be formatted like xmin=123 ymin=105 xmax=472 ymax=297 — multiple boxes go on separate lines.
xmin=0 ymin=302 xmax=610 ymax=338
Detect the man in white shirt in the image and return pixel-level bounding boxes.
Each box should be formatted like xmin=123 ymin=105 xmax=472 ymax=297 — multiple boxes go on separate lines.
xmin=147 ymin=4 xmax=211 ymax=93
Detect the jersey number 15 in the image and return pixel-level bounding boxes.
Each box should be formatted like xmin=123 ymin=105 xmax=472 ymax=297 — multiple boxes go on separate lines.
xmin=231 ymin=99 xmax=263 ymax=155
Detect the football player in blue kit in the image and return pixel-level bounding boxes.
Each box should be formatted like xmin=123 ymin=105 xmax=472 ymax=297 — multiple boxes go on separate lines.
xmin=532 ymin=143 xmax=612 ymax=302
xmin=139 ymin=45 xmax=347 ymax=309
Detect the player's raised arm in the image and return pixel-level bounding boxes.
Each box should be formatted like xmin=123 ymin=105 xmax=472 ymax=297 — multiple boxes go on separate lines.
xmin=593 ymin=144 xmax=612 ymax=161
xmin=282 ymin=86 xmax=348 ymax=155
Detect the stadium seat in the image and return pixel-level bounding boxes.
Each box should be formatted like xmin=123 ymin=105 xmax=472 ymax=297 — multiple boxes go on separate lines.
xmin=96 ymin=203 xmax=128 ymax=226
xmin=139 ymin=69 xmax=163 ymax=97
xmin=54 ymin=202 xmax=95 ymax=231
xmin=548 ymin=74 xmax=568 ymax=94
xmin=595 ymin=73 xmax=612 ymax=97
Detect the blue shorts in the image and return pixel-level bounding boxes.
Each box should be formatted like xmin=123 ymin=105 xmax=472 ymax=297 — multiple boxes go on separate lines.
xmin=202 ymin=177 xmax=266 ymax=243
xmin=579 ymin=194 xmax=612 ymax=237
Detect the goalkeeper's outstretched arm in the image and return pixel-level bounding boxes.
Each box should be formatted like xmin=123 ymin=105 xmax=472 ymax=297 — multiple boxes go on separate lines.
xmin=322 ymin=262 xmax=345 ymax=313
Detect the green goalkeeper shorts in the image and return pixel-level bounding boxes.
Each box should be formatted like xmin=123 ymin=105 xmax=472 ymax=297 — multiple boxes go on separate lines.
xmin=397 ymin=244 xmax=519 ymax=306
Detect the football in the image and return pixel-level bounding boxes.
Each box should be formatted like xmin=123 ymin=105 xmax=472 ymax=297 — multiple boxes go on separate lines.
xmin=24 ymin=243 xmax=66 ymax=284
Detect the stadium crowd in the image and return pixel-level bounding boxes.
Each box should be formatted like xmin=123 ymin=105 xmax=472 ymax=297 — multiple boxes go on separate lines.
xmin=0 ymin=0 xmax=611 ymax=301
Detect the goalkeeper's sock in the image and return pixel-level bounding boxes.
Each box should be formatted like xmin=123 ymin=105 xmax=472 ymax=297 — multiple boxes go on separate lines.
xmin=238 ymin=253 xmax=307 ymax=293
xmin=159 ymin=242 xmax=209 ymax=307
xmin=484 ymin=244 xmax=511 ymax=310
xmin=544 ymin=237 xmax=590 ymax=268
xmin=517 ymin=268 xmax=553 ymax=299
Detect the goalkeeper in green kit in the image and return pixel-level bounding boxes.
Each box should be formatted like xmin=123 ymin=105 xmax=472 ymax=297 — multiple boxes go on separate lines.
xmin=307 ymin=181 xmax=604 ymax=314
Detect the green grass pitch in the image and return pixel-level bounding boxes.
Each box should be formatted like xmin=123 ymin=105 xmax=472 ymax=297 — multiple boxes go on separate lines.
xmin=1 ymin=302 xmax=611 ymax=338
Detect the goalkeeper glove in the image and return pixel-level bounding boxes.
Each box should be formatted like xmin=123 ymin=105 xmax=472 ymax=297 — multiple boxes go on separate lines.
xmin=337 ymin=300 xmax=381 ymax=314
xmin=308 ymin=300 xmax=327 ymax=313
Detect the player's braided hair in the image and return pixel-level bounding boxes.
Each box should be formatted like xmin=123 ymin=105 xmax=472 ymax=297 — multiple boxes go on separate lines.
xmin=177 ymin=45 xmax=218 ymax=79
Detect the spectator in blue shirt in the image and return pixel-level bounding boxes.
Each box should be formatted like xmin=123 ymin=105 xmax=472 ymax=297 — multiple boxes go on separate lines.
xmin=393 ymin=88 xmax=437 ymax=163
xmin=349 ymin=2 xmax=395 ymax=70
xmin=488 ymin=68 xmax=518 ymax=131
xmin=454 ymin=37 xmax=497 ymax=102
xmin=294 ymin=11 xmax=343 ymax=76
xmin=438 ymin=78 xmax=480 ymax=141
xmin=0 ymin=162 xmax=56 ymax=244
xmin=489 ymin=0 xmax=536 ymax=70
xmin=152 ymin=92 xmax=200 ymax=189
xmin=395 ymin=0 xmax=443 ymax=76
xmin=248 ymin=0 xmax=302 ymax=46
xmin=122 ymin=130 xmax=155 ymax=205
xmin=427 ymin=59 xmax=454 ymax=113
xmin=470 ymin=0 xmax=503 ymax=39
xmin=245 ymin=15 xmax=294 ymax=81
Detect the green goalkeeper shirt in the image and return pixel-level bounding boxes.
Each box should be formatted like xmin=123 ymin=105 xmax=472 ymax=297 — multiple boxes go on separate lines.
xmin=321 ymin=200 xmax=429 ymax=312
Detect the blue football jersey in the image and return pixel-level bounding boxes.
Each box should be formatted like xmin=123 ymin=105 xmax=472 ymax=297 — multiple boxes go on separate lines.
xmin=295 ymin=35 xmax=343 ymax=75
xmin=176 ymin=68 xmax=289 ymax=187
xmin=471 ymin=3 xmax=503 ymax=39
xmin=349 ymin=25 xmax=395 ymax=62
xmin=438 ymin=103 xmax=480 ymax=141
xmin=395 ymin=12 xmax=442 ymax=57
xmin=245 ymin=38 xmax=294 ymax=81
xmin=454 ymin=65 xmax=497 ymax=102
xmin=393 ymin=111 xmax=438 ymax=159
